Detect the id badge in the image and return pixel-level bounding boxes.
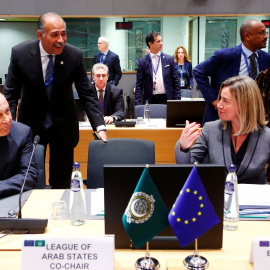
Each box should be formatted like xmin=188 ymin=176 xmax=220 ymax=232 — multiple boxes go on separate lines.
xmin=180 ymin=79 xmax=185 ymax=87
xmin=153 ymin=80 xmax=157 ymax=91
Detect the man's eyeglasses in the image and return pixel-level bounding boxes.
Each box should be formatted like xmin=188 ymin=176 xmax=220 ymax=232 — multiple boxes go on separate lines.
xmin=248 ymin=31 xmax=268 ymax=36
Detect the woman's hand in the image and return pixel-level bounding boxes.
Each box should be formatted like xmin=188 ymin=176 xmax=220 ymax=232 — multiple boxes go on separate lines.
xmin=179 ymin=120 xmax=201 ymax=151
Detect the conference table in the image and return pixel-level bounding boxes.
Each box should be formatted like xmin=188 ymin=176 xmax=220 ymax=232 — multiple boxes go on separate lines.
xmin=0 ymin=189 xmax=268 ymax=269
xmin=45 ymin=122 xmax=183 ymax=183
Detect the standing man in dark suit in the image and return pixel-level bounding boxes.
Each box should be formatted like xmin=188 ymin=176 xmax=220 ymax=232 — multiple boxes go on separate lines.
xmin=92 ymin=63 xmax=125 ymax=124
xmin=93 ymin=37 xmax=122 ymax=86
xmin=135 ymin=31 xmax=181 ymax=105
xmin=194 ymin=19 xmax=270 ymax=124
xmin=4 ymin=12 xmax=107 ymax=189
xmin=0 ymin=93 xmax=38 ymax=198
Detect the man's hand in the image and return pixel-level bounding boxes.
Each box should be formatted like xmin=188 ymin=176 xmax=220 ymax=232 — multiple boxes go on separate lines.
xmin=104 ymin=116 xmax=114 ymax=124
xmin=212 ymin=99 xmax=218 ymax=109
xmin=98 ymin=130 xmax=107 ymax=142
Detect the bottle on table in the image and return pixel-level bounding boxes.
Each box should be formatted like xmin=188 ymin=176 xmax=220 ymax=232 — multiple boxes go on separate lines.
xmin=69 ymin=162 xmax=86 ymax=226
xmin=223 ymin=164 xmax=239 ymax=230
xmin=144 ymin=100 xmax=150 ymax=122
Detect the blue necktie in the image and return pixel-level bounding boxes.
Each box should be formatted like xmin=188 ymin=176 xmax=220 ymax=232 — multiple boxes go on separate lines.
xmin=44 ymin=55 xmax=54 ymax=128
xmin=100 ymin=53 xmax=105 ymax=63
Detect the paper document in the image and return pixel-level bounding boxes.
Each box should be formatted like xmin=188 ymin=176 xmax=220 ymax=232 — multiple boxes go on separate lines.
xmin=239 ymin=184 xmax=270 ymax=219
xmin=91 ymin=188 xmax=104 ymax=216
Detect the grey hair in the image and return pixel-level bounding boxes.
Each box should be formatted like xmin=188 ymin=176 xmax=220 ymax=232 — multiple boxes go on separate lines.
xmin=37 ymin=12 xmax=66 ymax=36
xmin=98 ymin=36 xmax=109 ymax=47
xmin=92 ymin=63 xmax=109 ymax=75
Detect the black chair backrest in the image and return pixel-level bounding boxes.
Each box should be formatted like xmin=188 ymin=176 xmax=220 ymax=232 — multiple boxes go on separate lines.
xmin=134 ymin=104 xmax=167 ymax=119
xmin=87 ymin=138 xmax=155 ymax=189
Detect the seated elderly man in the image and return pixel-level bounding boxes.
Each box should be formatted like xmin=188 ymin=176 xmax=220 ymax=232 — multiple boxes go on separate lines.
xmin=91 ymin=63 xmax=125 ymax=124
xmin=0 ymin=93 xmax=38 ymax=198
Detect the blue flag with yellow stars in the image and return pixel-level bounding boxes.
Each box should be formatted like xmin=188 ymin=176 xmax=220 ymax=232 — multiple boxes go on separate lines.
xmin=122 ymin=167 xmax=169 ymax=249
xmin=168 ymin=166 xmax=220 ymax=247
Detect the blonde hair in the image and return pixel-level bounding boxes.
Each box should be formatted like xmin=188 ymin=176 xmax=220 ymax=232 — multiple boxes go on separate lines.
xmin=174 ymin=46 xmax=191 ymax=63
xmin=218 ymin=75 xmax=266 ymax=135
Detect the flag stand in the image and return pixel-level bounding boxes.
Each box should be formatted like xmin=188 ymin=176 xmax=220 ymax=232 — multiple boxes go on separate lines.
xmin=183 ymin=239 xmax=209 ymax=269
xmin=135 ymin=241 xmax=160 ymax=270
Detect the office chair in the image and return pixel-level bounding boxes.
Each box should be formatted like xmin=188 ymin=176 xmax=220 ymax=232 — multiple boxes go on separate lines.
xmin=134 ymin=104 xmax=167 ymax=119
xmin=181 ymin=89 xmax=192 ymax=98
xmin=87 ymin=138 xmax=155 ymax=189
xmin=34 ymin=144 xmax=47 ymax=189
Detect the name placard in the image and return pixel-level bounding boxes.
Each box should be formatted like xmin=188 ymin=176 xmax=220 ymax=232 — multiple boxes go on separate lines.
xmin=249 ymin=237 xmax=270 ymax=270
xmin=21 ymin=235 xmax=114 ymax=270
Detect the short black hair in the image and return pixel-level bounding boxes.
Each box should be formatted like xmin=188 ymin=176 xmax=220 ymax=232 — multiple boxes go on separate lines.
xmin=145 ymin=31 xmax=161 ymax=47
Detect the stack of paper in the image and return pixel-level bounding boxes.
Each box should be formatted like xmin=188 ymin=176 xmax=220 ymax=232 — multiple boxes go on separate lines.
xmin=91 ymin=188 xmax=104 ymax=216
xmin=238 ymin=184 xmax=270 ymax=220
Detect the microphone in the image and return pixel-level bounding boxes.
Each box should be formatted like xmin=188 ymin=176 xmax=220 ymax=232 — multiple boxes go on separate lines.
xmin=126 ymin=96 xmax=130 ymax=111
xmin=0 ymin=135 xmax=48 ymax=234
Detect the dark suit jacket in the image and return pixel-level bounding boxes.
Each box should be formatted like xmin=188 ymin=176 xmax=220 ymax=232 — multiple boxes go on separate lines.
xmin=91 ymin=83 xmax=125 ymax=120
xmin=94 ymin=50 xmax=122 ymax=86
xmin=175 ymin=120 xmax=270 ymax=184
xmin=0 ymin=121 xmax=38 ymax=199
xmin=135 ymin=53 xmax=181 ymax=105
xmin=4 ymin=39 xmax=105 ymax=148
xmin=193 ymin=44 xmax=270 ymax=124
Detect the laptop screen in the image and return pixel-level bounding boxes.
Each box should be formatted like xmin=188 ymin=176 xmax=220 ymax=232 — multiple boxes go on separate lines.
xmin=104 ymin=164 xmax=225 ymax=250
xmin=166 ymin=99 xmax=206 ymax=127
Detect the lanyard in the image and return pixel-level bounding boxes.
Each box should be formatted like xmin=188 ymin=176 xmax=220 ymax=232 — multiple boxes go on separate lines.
xmin=149 ymin=53 xmax=161 ymax=78
xmin=177 ymin=63 xmax=185 ymax=79
xmin=241 ymin=49 xmax=257 ymax=78
xmin=45 ymin=74 xmax=53 ymax=86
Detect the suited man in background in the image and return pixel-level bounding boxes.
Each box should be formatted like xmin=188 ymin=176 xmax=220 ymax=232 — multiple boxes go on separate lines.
xmin=0 ymin=93 xmax=38 ymax=198
xmin=194 ymin=19 xmax=270 ymax=124
xmin=135 ymin=31 xmax=181 ymax=105
xmin=92 ymin=63 xmax=125 ymax=124
xmin=93 ymin=37 xmax=122 ymax=86
xmin=4 ymin=12 xmax=107 ymax=189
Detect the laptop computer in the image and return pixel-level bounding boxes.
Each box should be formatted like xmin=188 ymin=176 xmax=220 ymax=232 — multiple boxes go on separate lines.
xmin=104 ymin=164 xmax=225 ymax=250
xmin=166 ymin=99 xmax=206 ymax=127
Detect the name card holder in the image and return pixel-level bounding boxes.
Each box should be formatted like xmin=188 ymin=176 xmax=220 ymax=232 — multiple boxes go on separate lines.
xmin=21 ymin=235 xmax=114 ymax=270
xmin=249 ymin=237 xmax=270 ymax=270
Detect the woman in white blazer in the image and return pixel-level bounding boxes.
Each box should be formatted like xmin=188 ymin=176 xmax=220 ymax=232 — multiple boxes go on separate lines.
xmin=175 ymin=75 xmax=270 ymax=184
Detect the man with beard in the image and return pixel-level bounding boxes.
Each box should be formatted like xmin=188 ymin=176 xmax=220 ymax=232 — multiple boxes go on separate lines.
xmin=194 ymin=19 xmax=270 ymax=124
xmin=4 ymin=12 xmax=107 ymax=189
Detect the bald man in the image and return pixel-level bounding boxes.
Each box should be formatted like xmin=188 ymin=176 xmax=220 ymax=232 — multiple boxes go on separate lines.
xmin=4 ymin=12 xmax=107 ymax=189
xmin=0 ymin=93 xmax=38 ymax=198
xmin=194 ymin=19 xmax=270 ymax=124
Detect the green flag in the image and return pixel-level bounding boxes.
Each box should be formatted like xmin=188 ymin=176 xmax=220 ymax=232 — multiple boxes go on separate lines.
xmin=122 ymin=167 xmax=169 ymax=249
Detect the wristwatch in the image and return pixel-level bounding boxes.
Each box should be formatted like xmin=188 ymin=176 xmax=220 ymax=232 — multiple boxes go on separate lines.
xmin=111 ymin=116 xmax=118 ymax=122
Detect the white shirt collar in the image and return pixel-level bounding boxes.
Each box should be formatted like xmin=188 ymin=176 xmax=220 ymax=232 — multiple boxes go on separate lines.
xmin=150 ymin=51 xmax=161 ymax=58
xmin=241 ymin=43 xmax=258 ymax=58
xmin=95 ymin=85 xmax=107 ymax=92
xmin=39 ymin=41 xmax=55 ymax=58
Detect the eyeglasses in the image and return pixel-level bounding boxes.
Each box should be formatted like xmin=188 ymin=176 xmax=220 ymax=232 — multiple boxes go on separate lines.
xmin=248 ymin=31 xmax=268 ymax=36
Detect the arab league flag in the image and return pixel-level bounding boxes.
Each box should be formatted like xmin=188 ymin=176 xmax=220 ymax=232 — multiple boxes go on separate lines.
xmin=168 ymin=166 xmax=220 ymax=248
xmin=122 ymin=167 xmax=169 ymax=249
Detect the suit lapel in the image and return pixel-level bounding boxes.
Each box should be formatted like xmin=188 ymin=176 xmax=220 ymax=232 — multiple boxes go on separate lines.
xmin=237 ymin=130 xmax=260 ymax=178
xmin=232 ymin=45 xmax=242 ymax=76
xmin=222 ymin=123 xmax=233 ymax=171
xmin=29 ymin=40 xmax=44 ymax=86
xmin=104 ymin=50 xmax=111 ymax=64
xmin=104 ymin=84 xmax=111 ymax=116
xmin=147 ymin=54 xmax=153 ymax=79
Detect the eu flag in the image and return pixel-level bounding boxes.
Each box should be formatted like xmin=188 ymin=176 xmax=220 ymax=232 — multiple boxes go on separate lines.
xmin=122 ymin=167 xmax=169 ymax=249
xmin=168 ymin=166 xmax=219 ymax=247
